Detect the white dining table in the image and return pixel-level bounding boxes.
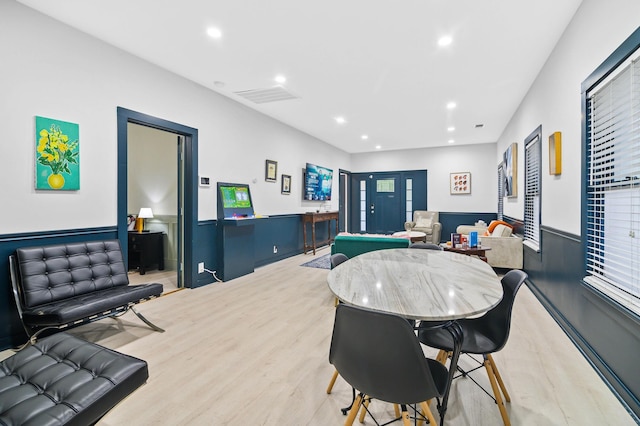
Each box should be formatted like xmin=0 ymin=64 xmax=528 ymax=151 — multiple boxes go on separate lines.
xmin=327 ymin=248 xmax=503 ymax=425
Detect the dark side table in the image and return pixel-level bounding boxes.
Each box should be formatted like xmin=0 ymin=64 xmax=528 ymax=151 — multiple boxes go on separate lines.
xmin=128 ymin=231 xmax=165 ymax=275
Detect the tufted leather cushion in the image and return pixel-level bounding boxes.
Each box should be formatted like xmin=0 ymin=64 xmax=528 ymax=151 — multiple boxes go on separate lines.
xmin=0 ymin=332 xmax=148 ymax=425
xmin=13 ymin=240 xmax=163 ymax=328
xmin=16 ymin=241 xmax=129 ymax=309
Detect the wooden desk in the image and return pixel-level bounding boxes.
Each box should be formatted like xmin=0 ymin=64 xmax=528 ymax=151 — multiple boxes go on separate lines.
xmin=302 ymin=211 xmax=339 ymax=255
xmin=327 ymin=248 xmax=502 ymax=424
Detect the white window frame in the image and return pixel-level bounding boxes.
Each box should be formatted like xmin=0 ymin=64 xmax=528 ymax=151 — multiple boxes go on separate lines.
xmin=584 ymin=49 xmax=640 ymax=314
xmin=524 ymin=126 xmax=542 ymax=251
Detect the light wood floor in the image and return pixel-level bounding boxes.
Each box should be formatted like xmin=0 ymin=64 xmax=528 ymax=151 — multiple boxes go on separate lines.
xmin=7 ymin=248 xmax=636 ymax=425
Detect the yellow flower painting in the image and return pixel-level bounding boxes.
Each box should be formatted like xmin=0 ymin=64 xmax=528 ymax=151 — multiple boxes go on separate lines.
xmin=35 ymin=116 xmax=79 ymax=190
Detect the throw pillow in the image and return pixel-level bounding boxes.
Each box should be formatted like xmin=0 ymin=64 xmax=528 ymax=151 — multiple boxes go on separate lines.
xmin=492 ymin=224 xmax=513 ymax=237
xmin=416 ymin=218 xmax=433 ymax=228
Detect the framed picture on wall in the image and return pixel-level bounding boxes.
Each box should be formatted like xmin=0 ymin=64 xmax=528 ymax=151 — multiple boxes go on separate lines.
xmin=265 ymin=159 xmax=277 ymax=182
xmin=281 ymin=174 xmax=291 ymax=194
xmin=503 ymin=142 xmax=518 ymax=197
xmin=450 ymin=172 xmax=471 ymax=194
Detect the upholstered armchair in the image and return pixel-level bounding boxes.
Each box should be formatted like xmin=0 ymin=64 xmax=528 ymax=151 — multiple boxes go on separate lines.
xmin=404 ymin=211 xmax=442 ymax=244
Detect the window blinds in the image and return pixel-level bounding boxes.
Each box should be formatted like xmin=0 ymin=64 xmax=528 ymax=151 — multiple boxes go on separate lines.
xmin=524 ymin=135 xmax=541 ymax=248
xmin=586 ymin=55 xmax=640 ymax=304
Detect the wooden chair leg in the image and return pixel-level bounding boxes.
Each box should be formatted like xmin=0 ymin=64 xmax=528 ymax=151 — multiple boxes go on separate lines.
xmin=358 ymin=396 xmax=370 ymax=423
xmin=344 ymin=394 xmax=363 ymax=426
xmin=418 ymin=400 xmax=438 ymax=426
xmin=436 ymin=349 xmax=448 ymax=364
xmin=484 ymin=356 xmax=511 ymax=426
xmin=487 ymin=353 xmax=511 ymax=402
xmin=401 ymin=406 xmax=411 ymax=426
xmin=327 ymin=369 xmax=339 ymax=394
xmin=393 ymin=403 xmax=400 ymax=418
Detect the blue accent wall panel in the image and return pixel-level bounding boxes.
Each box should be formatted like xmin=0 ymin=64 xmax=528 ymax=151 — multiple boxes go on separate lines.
xmin=526 ymin=227 xmax=640 ymax=421
xmin=193 ymin=221 xmax=217 ymax=287
xmin=0 ymin=228 xmax=117 ymax=349
xmin=254 ymin=214 xmax=319 ymax=267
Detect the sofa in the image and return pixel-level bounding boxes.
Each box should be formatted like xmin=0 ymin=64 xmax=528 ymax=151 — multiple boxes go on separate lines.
xmin=404 ymin=211 xmax=442 ymax=244
xmin=456 ymin=221 xmax=523 ymax=269
xmin=330 ymin=233 xmax=410 ymax=260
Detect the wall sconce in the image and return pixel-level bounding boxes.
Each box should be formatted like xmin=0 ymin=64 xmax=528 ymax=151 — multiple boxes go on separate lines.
xmin=135 ymin=208 xmax=154 ymax=232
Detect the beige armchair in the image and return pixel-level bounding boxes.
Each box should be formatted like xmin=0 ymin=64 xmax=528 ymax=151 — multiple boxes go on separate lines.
xmin=404 ymin=211 xmax=442 ymax=244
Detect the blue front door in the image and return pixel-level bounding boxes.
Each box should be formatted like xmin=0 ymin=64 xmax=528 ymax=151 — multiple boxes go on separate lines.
xmin=349 ymin=170 xmax=427 ymax=234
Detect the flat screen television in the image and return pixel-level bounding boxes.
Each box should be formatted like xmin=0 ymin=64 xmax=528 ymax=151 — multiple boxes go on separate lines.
xmin=217 ymin=182 xmax=255 ymax=219
xmin=304 ymin=163 xmax=333 ymax=201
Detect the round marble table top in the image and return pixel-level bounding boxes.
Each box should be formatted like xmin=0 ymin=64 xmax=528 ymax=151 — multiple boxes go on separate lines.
xmin=327 ymin=248 xmax=503 ymax=321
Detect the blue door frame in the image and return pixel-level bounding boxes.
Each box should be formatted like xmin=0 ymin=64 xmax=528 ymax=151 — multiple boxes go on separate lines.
xmin=117 ymin=107 xmax=199 ymax=288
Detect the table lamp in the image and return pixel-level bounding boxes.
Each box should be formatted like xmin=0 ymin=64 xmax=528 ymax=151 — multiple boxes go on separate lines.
xmin=135 ymin=208 xmax=154 ymax=232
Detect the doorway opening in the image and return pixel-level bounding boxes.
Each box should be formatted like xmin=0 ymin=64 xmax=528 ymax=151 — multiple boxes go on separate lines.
xmin=127 ymin=123 xmax=183 ymax=292
xmin=117 ymin=107 xmax=198 ymax=289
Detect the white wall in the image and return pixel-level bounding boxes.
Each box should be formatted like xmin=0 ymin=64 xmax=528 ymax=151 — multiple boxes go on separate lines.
xmin=495 ymin=0 xmax=640 ymax=235
xmin=351 ymin=143 xmax=498 ymax=212
xmin=0 ymin=0 xmax=350 ymax=234
xmin=127 ymin=123 xmax=178 ymax=216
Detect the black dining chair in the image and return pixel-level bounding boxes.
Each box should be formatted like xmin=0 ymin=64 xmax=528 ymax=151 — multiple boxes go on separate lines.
xmin=417 ymin=269 xmax=528 ymax=426
xmin=330 ymin=252 xmax=349 ymax=269
xmin=329 ymin=303 xmax=448 ymax=426
xmin=409 ymin=242 xmax=443 ymax=250
xmin=327 ymin=253 xmax=349 ymax=396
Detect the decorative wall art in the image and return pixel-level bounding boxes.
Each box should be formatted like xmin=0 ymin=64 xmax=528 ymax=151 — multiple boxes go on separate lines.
xmin=450 ymin=172 xmax=471 ymax=194
xmin=281 ymin=174 xmax=291 ymax=194
xmin=503 ymin=142 xmax=517 ymax=198
xmin=35 ymin=116 xmax=79 ymax=190
xmin=265 ymin=159 xmax=277 ymax=182
xmin=549 ymin=131 xmax=562 ymax=175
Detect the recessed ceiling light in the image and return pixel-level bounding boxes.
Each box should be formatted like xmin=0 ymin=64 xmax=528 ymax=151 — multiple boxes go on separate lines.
xmin=207 ymin=27 xmax=222 ymax=39
xmin=447 ymin=126 xmax=455 ymax=132
xmin=274 ymin=75 xmax=286 ymax=84
xmin=438 ymin=36 xmax=453 ymax=47
xmin=335 ymin=116 xmax=346 ymax=124
xmin=448 ymin=139 xmax=455 ymax=144
xmin=446 ymin=102 xmax=457 ymax=110
xmin=375 ymin=145 xmax=382 ymax=150
xmin=361 ymin=134 xmax=369 ymax=140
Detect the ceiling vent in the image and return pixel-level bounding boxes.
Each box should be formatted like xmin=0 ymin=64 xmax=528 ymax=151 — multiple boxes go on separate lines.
xmin=233 ymin=86 xmax=298 ymax=104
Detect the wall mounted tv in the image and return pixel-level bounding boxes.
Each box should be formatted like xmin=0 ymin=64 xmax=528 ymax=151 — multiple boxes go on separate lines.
xmin=217 ymin=182 xmax=255 ymax=219
xmin=304 ymin=163 xmax=333 ymax=201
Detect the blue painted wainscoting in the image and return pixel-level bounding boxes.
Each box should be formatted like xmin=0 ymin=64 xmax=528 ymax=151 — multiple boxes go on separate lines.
xmin=0 ymin=227 xmax=118 ymax=350
xmin=525 ymin=226 xmax=640 ymax=422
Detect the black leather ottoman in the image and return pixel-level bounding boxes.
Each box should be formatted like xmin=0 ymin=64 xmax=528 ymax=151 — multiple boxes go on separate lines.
xmin=0 ymin=333 xmax=148 ymax=425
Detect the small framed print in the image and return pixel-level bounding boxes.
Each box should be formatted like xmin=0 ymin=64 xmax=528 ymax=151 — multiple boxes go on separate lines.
xmin=450 ymin=172 xmax=471 ymax=194
xmin=281 ymin=174 xmax=291 ymax=194
xmin=549 ymin=131 xmax=562 ymax=175
xmin=265 ymin=159 xmax=277 ymax=182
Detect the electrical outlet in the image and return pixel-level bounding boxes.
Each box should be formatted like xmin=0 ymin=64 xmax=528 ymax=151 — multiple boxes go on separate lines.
xmin=198 ymin=262 xmax=205 ymax=273
xmin=273 ymin=245 xmax=278 ymax=254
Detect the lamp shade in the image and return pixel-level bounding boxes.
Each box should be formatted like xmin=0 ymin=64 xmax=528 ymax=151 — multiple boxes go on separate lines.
xmin=138 ymin=208 xmax=154 ymax=219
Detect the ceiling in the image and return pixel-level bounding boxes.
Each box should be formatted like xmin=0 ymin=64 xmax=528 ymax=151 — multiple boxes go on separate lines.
xmin=17 ymin=0 xmax=582 ymax=153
